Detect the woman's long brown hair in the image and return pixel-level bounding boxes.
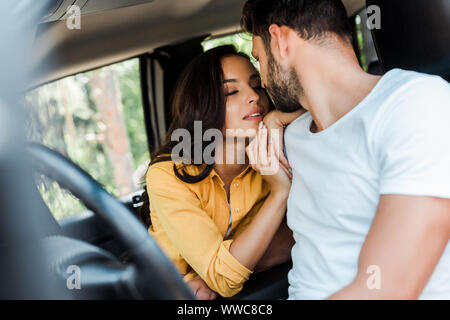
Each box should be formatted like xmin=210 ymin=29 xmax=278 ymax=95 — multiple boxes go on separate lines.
xmin=139 ymin=45 xmax=270 ymax=228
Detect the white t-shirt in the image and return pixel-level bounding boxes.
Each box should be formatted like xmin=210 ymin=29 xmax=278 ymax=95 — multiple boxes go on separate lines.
xmin=285 ymin=69 xmax=450 ymax=300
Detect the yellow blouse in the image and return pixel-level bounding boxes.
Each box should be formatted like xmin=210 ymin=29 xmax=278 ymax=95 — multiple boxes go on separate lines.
xmin=146 ymin=160 xmax=270 ymax=297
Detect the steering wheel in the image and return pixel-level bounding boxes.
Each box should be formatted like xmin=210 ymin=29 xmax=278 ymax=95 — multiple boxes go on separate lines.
xmin=28 ymin=143 xmax=195 ymax=299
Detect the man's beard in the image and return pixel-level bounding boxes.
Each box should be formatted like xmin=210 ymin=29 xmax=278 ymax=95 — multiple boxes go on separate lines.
xmin=265 ymin=50 xmax=305 ymax=113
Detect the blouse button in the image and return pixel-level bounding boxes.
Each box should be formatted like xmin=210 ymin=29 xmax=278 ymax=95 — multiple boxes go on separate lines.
xmin=234 ymin=183 xmax=239 ymax=188
xmin=235 ymin=208 xmax=240 ymax=213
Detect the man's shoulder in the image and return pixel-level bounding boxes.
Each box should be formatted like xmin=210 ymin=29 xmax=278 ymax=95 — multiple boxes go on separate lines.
xmin=372 ymin=69 xmax=450 ymax=125
xmin=379 ymin=69 xmax=449 ymax=102
xmin=369 ymin=70 xmax=450 ymax=154
xmin=284 ymin=111 xmax=312 ymax=136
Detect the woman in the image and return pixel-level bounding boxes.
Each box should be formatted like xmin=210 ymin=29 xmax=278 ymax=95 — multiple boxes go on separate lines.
xmin=140 ymin=45 xmax=298 ymax=299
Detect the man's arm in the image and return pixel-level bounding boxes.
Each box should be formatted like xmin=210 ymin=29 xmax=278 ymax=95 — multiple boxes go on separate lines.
xmin=328 ymin=194 xmax=450 ymax=300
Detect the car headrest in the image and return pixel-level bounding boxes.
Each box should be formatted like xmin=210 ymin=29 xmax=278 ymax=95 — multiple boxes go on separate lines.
xmin=367 ymin=0 xmax=450 ymax=81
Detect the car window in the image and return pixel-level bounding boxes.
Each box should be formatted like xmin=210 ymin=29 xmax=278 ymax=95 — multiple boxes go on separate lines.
xmin=25 ymin=58 xmax=149 ymax=220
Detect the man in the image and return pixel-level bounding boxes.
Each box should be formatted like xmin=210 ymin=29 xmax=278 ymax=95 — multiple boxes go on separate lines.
xmin=241 ymin=0 xmax=450 ymax=299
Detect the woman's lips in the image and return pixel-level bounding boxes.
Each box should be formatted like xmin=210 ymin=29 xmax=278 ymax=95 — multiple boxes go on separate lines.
xmin=243 ymin=112 xmax=264 ymax=121
xmin=244 ymin=115 xmax=264 ymax=122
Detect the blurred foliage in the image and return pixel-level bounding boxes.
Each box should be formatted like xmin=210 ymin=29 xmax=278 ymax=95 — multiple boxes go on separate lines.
xmin=202 ymin=32 xmax=258 ymax=70
xmin=355 ymin=15 xmax=368 ymax=71
xmin=111 ymin=60 xmax=149 ymax=170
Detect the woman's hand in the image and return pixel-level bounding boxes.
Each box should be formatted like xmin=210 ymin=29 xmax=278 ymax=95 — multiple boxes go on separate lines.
xmin=246 ymin=122 xmax=292 ymax=195
xmin=262 ymin=109 xmax=306 ymax=171
xmin=188 ymin=276 xmax=218 ymax=300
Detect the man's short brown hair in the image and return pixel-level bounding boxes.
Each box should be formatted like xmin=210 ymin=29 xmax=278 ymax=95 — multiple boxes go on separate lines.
xmin=241 ymin=0 xmax=352 ymax=48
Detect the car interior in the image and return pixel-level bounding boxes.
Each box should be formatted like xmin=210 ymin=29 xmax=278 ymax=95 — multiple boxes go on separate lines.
xmin=14 ymin=0 xmax=449 ymax=299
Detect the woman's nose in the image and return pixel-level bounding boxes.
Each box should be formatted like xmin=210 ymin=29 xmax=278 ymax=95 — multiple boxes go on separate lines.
xmin=247 ymin=87 xmax=260 ymax=104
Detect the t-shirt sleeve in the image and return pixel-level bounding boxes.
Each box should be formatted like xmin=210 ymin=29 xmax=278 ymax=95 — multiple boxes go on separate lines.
xmin=373 ymin=76 xmax=450 ymax=198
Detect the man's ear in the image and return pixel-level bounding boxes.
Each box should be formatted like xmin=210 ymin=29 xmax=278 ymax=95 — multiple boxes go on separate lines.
xmin=268 ymin=24 xmax=291 ymax=60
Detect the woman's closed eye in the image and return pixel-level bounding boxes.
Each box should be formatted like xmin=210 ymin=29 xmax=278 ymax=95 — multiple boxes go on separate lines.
xmin=225 ymin=90 xmax=239 ymax=97
xmin=225 ymin=86 xmax=264 ymax=97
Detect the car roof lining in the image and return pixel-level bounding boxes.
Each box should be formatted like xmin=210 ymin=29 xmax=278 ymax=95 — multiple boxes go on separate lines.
xmin=29 ymin=0 xmax=365 ymax=88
